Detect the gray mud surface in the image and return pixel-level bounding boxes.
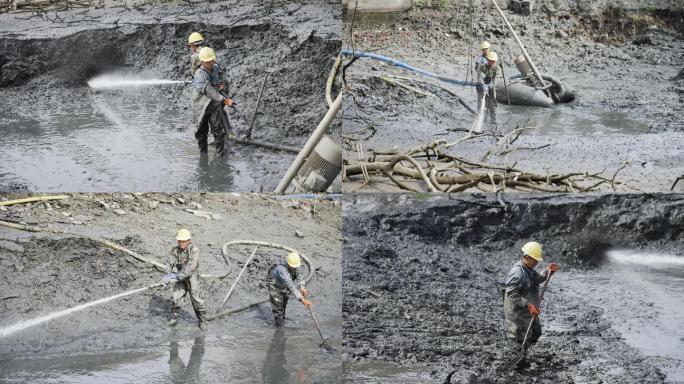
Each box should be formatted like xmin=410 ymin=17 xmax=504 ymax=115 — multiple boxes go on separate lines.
xmin=342 ymin=193 xmax=684 ymax=383
xmin=0 ymin=192 xmax=341 ymax=383
xmin=0 ymin=0 xmax=341 ymax=192
xmin=341 ymin=1 xmax=684 ymax=192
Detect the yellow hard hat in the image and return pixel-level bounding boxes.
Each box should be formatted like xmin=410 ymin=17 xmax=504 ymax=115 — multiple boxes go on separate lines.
xmin=486 ymin=51 xmax=499 ymax=61
xmin=480 ymin=41 xmax=491 ymax=50
xmin=521 ymin=241 xmax=543 ymax=261
xmin=176 ymin=228 xmax=192 ymax=241
xmin=198 ymin=47 xmax=216 ymax=62
xmin=188 ymin=32 xmax=204 ymax=46
xmin=286 ymin=252 xmax=301 ymax=268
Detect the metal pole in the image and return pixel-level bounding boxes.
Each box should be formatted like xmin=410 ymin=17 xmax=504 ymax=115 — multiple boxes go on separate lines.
xmin=490 ymin=0 xmax=550 ymax=97
xmin=220 ymin=246 xmax=258 ymax=308
xmin=273 ymin=92 xmax=343 ymax=194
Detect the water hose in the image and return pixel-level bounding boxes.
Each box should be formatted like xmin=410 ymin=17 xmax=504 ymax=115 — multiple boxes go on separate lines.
xmin=341 ymin=49 xmax=479 ymax=88
xmin=221 ymin=240 xmax=314 ymax=285
xmin=0 ymin=195 xmax=69 ymax=206
xmin=0 ymin=220 xmax=229 ymax=279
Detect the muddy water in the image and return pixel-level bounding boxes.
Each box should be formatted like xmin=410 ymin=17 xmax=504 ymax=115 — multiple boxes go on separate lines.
xmin=343 ymin=360 xmax=434 ymax=383
xmin=0 ymin=73 xmax=294 ymax=192
xmin=562 ymin=249 xmax=684 ymax=382
xmin=0 ymin=325 xmax=342 ymax=383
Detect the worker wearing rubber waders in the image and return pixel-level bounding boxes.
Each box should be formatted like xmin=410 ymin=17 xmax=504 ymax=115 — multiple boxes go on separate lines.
xmin=503 ymin=242 xmax=558 ymax=347
xmin=266 ymin=252 xmax=312 ymax=327
xmin=192 ymin=47 xmax=233 ymax=157
xmin=163 ymin=229 xmax=208 ymax=330
xmin=188 ymin=32 xmax=205 ymax=77
xmin=477 ymin=49 xmax=500 ymax=126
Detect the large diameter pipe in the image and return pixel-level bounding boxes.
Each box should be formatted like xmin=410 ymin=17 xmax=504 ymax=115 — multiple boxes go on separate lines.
xmin=274 ymin=92 xmax=343 ymax=194
xmin=490 ymin=0 xmax=550 ymax=97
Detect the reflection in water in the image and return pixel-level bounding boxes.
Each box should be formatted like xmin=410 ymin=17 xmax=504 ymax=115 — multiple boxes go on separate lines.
xmin=262 ymin=328 xmax=288 ymax=384
xmin=196 ymin=153 xmax=234 ymax=192
xmin=169 ymin=336 xmax=205 ymax=384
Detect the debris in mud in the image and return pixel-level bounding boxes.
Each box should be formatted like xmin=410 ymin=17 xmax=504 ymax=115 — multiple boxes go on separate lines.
xmin=343 ymin=136 xmax=630 ymax=193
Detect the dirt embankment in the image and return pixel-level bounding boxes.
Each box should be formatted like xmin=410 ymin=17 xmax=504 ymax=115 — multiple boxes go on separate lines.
xmin=0 ymin=192 xmax=341 ymax=357
xmin=342 ymin=193 xmax=683 ymax=383
xmin=341 ymin=1 xmax=684 ymax=192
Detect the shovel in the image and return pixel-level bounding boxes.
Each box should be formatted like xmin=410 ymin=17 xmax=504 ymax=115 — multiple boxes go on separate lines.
xmin=506 ymin=269 xmax=553 ymax=370
xmin=303 ymin=292 xmax=332 ymax=351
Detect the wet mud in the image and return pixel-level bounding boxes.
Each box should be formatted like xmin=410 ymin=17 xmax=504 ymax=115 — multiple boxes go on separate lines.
xmin=0 ymin=0 xmax=341 ymax=192
xmin=0 ymin=192 xmax=342 ymax=382
xmin=342 ymin=193 xmax=684 ymax=383
xmin=341 ymin=2 xmax=684 ymax=192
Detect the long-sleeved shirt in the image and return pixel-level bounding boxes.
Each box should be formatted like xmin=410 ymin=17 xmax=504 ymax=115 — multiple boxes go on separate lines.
xmin=192 ymin=63 xmax=227 ymax=103
xmin=267 ymin=263 xmax=302 ymax=300
xmin=505 ymin=260 xmax=547 ymax=308
xmin=167 ymin=244 xmax=200 ymax=281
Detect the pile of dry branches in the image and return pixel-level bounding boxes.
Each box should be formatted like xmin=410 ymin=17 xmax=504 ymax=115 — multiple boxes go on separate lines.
xmin=343 ymin=131 xmax=629 ymax=193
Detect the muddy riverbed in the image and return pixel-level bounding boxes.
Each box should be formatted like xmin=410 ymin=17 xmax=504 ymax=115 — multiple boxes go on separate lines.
xmin=0 ymin=192 xmax=342 ymax=382
xmin=342 ymin=193 xmax=684 ymax=383
xmin=341 ymin=2 xmax=684 ymax=192
xmin=0 ymin=0 xmax=341 ymax=192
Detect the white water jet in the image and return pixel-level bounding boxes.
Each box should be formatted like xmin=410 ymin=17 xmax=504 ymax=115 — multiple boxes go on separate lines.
xmin=607 ymin=249 xmax=684 ymax=267
xmin=0 ymin=283 xmax=161 ymax=338
xmin=87 ymin=74 xmax=186 ymax=89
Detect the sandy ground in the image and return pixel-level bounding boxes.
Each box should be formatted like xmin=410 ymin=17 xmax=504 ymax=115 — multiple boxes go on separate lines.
xmin=342 ymin=193 xmax=684 ymax=383
xmin=0 ymin=192 xmax=342 ymax=382
xmin=340 ymin=1 xmax=684 ymax=193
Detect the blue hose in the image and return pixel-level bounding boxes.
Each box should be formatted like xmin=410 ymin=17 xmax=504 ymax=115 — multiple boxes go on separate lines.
xmin=341 ymin=49 xmax=479 ymax=88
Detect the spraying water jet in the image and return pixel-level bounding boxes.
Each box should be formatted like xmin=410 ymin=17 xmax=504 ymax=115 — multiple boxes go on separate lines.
xmin=87 ymin=74 xmax=189 ymax=90
xmin=0 ymin=282 xmax=162 ymax=339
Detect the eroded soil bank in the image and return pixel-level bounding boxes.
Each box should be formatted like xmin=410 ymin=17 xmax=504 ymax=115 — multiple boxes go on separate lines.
xmin=341 ymin=1 xmax=684 ymax=192
xmin=0 ymin=0 xmax=341 ymax=192
xmin=0 ymin=192 xmax=341 ymax=383
xmin=343 ymin=193 xmax=684 ymax=383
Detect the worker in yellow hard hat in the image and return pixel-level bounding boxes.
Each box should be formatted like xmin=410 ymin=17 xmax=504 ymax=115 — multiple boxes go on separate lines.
xmin=265 ymin=252 xmax=312 ymax=327
xmin=502 ymin=241 xmax=558 ymax=368
xmin=191 ymin=46 xmax=234 ymax=157
xmin=162 ymin=229 xmax=208 ymax=330
xmin=188 ymin=32 xmax=206 ymax=76
xmin=476 ymin=47 xmax=501 ymax=127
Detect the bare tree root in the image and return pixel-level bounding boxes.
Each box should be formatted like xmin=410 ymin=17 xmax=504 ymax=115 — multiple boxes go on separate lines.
xmin=344 ymin=139 xmax=630 ymax=193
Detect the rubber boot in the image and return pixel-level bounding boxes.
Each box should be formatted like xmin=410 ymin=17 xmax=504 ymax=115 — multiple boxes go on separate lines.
xmin=215 ymin=138 xmax=226 ymax=158
xmin=168 ymin=311 xmax=180 ymax=326
xmin=274 ymin=316 xmax=284 ymax=328
xmin=196 ymin=311 xmax=208 ymax=331
xmin=198 ymin=138 xmax=208 ymax=154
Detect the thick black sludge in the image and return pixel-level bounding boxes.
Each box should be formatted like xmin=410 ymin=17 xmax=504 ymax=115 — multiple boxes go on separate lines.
xmin=343 ymin=193 xmax=683 ymax=383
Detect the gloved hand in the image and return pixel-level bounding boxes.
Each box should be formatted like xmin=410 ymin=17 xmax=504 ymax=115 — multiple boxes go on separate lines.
xmin=527 ymin=303 xmax=540 ymax=317
xmin=548 ymin=262 xmax=558 ymax=275
xmin=300 ymin=286 xmax=309 ymax=298
xmin=223 ymin=98 xmax=233 ymax=107
xmin=162 ymin=272 xmax=178 ymax=284
xmin=480 ymin=83 xmax=489 ymax=93
xmin=301 ymin=298 xmax=312 ymax=309
xmin=218 ymin=81 xmax=226 ymax=91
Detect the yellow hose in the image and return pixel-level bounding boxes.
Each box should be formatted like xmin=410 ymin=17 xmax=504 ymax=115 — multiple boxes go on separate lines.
xmin=326 ymin=54 xmax=342 ymax=109
xmin=0 ymin=195 xmax=69 ymax=206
